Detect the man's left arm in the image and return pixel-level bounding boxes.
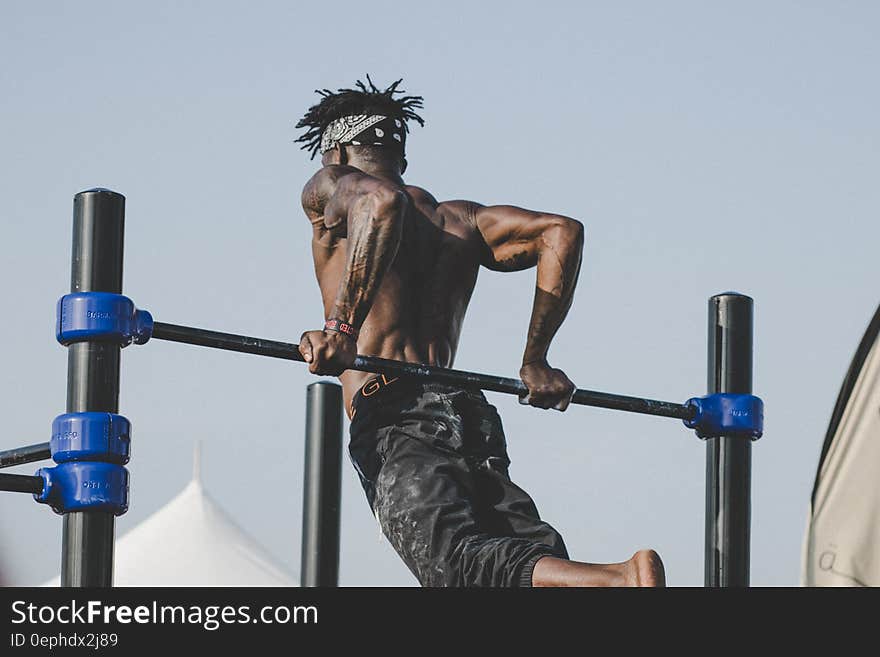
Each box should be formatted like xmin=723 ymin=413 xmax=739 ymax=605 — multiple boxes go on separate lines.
xmin=463 ymin=202 xmax=585 ymax=410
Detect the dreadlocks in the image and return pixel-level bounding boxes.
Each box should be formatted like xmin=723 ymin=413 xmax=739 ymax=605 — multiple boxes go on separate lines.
xmin=295 ymin=76 xmax=425 ymax=160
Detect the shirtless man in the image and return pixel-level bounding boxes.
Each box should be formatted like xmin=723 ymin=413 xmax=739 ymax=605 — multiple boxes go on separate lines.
xmin=295 ymin=78 xmax=664 ymax=587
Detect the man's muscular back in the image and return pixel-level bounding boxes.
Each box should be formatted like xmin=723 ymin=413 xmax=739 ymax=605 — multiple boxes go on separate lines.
xmin=303 ymin=164 xmax=485 ymax=409
xmin=299 ymin=161 xmax=585 ymax=416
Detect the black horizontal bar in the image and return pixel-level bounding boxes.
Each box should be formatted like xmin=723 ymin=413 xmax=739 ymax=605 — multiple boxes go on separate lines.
xmin=153 ymin=321 xmax=304 ymax=361
xmin=151 ymin=321 xmax=694 ymax=421
xmin=0 ymin=472 xmax=44 ymax=495
xmin=0 ymin=442 xmax=52 ymax=469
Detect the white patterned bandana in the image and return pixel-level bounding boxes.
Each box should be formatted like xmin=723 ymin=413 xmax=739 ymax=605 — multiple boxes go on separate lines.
xmin=319 ymin=114 xmax=407 ymax=154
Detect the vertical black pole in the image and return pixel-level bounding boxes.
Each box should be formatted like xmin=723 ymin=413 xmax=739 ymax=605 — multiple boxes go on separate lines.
xmin=61 ymin=189 xmax=125 ymax=588
xmin=705 ymin=293 xmax=753 ymax=587
xmin=301 ymin=382 xmax=343 ymax=587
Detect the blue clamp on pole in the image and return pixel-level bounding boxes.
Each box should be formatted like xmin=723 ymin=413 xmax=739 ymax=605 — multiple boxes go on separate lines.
xmin=56 ymin=292 xmax=153 ymax=346
xmin=50 ymin=412 xmax=131 ymax=465
xmin=34 ymin=462 xmax=129 ymax=515
xmin=33 ymin=411 xmax=132 ymax=514
xmin=684 ymin=393 xmax=764 ymax=440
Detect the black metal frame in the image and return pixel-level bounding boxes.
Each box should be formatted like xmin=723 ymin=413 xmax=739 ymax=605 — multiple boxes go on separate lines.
xmin=61 ymin=188 xmax=126 ymax=587
xmin=705 ymin=293 xmax=753 ymax=587
xmin=0 ymin=188 xmax=758 ymax=588
xmin=0 ymin=442 xmax=51 ymax=468
xmin=301 ymin=382 xmax=343 ymax=587
xmin=151 ymin=322 xmax=694 ymax=421
xmin=0 ymin=472 xmax=44 ymax=494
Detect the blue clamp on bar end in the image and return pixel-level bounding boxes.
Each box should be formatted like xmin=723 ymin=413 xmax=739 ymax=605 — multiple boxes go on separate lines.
xmin=50 ymin=412 xmax=131 ymax=465
xmin=56 ymin=292 xmax=153 ymax=346
xmin=34 ymin=462 xmax=129 ymax=515
xmin=684 ymin=393 xmax=764 ymax=440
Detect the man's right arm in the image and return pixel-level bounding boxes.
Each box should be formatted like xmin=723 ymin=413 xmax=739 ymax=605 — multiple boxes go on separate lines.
xmin=299 ymin=167 xmax=407 ymax=375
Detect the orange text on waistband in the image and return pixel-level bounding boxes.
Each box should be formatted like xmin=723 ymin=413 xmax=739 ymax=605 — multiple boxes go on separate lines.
xmin=350 ymin=374 xmax=400 ymax=420
xmin=361 ymin=374 xmax=399 ymax=397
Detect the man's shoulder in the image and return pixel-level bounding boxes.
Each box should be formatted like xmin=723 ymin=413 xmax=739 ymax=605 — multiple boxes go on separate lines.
xmin=301 ymin=165 xmax=363 ymax=214
xmin=401 ymin=184 xmax=435 ymax=204
xmin=303 ymin=164 xmax=362 ymax=190
xmin=400 ymin=184 xmax=474 ymax=216
xmin=435 ymin=199 xmax=480 ymax=227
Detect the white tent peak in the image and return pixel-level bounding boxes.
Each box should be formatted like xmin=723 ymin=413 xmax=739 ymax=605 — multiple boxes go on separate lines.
xmin=192 ymin=439 xmax=203 ymax=486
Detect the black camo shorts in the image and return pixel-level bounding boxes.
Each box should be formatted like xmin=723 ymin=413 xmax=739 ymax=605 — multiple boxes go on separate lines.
xmin=348 ymin=374 xmax=568 ymax=587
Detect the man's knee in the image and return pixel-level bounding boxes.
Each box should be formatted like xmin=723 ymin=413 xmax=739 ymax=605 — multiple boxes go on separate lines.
xmin=442 ymin=535 xmax=559 ymax=587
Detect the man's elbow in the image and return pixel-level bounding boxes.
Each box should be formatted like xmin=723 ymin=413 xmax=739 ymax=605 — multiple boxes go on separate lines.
xmin=549 ymin=216 xmax=585 ymax=248
xmin=568 ymin=217 xmax=586 ymax=243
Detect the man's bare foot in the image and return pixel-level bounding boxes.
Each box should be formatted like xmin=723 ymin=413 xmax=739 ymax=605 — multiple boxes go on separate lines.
xmin=622 ymin=549 xmax=666 ymax=587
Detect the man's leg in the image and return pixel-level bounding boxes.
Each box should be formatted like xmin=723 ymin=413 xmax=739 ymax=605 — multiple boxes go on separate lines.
xmin=465 ymin=397 xmax=666 ymax=587
xmin=531 ymin=551 xmax=666 ymax=587
xmin=354 ymin=386 xmax=667 ymax=587
xmin=474 ymin=467 xmax=666 ymax=587
xmin=370 ymin=426 xmax=565 ymax=587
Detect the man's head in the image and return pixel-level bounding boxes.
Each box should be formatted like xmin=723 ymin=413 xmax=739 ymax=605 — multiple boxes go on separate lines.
xmin=296 ymin=76 xmax=425 ymax=176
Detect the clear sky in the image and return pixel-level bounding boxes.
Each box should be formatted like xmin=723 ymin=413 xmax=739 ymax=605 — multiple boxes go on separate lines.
xmin=1 ymin=1 xmax=878 ymax=586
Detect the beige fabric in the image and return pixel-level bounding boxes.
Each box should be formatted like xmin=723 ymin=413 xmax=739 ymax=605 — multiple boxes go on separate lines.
xmin=802 ymin=336 xmax=880 ymax=586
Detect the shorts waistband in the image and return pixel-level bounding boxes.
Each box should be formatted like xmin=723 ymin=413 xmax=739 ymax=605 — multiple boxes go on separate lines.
xmin=350 ymin=374 xmax=458 ymax=418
